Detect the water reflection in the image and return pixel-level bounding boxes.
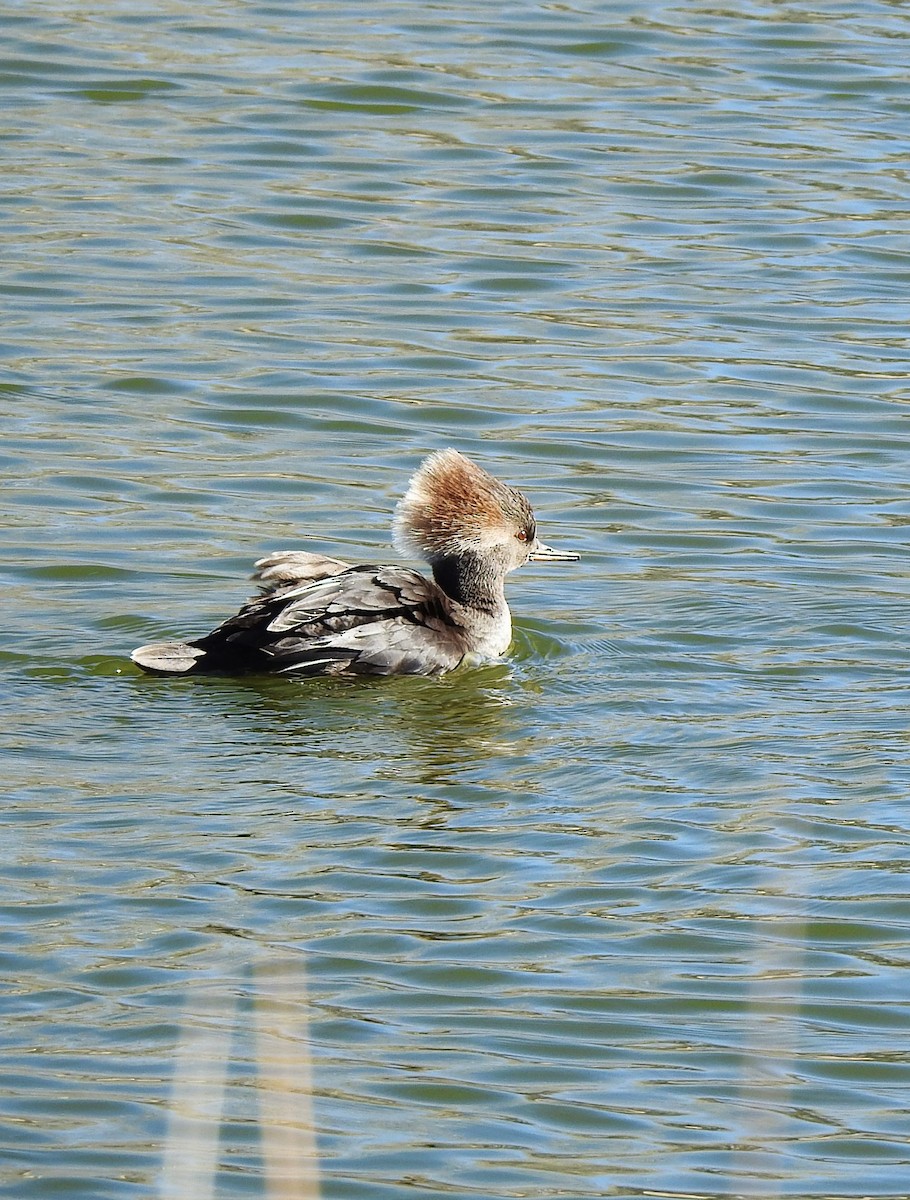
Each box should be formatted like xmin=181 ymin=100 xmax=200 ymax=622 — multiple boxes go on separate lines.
xmin=182 ymin=665 xmax=519 ymax=788
xmin=161 ymin=955 xmax=321 ymax=1200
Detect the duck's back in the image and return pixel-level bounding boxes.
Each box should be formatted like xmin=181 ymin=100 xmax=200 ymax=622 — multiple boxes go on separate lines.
xmin=131 ymin=562 xmax=469 ymax=677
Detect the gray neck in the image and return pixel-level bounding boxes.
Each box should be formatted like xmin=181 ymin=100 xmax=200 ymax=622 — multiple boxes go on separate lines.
xmin=431 ymin=549 xmax=507 ymax=615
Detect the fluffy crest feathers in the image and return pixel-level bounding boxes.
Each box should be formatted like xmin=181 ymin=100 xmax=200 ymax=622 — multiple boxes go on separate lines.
xmin=393 ymin=449 xmax=535 ymax=561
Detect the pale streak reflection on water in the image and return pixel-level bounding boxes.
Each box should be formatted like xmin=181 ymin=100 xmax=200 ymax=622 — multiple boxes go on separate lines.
xmin=2 ymin=1 xmax=910 ymax=1198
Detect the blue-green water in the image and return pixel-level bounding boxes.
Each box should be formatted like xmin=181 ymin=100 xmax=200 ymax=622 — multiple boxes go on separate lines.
xmin=3 ymin=2 xmax=910 ymax=1197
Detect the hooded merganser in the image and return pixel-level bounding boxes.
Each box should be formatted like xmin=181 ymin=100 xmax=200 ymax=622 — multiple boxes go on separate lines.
xmin=130 ymin=449 xmax=578 ymax=677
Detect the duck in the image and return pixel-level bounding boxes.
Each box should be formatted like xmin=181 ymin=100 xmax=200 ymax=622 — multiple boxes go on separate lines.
xmin=130 ymin=448 xmax=578 ymax=677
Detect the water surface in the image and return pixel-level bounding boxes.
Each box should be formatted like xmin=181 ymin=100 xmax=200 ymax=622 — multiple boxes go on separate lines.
xmin=2 ymin=2 xmax=910 ymax=1198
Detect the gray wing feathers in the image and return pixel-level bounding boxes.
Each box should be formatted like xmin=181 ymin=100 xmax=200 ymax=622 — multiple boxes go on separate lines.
xmin=266 ymin=567 xmax=429 ymax=632
xmin=272 ymin=619 xmax=458 ymax=676
xmin=186 ymin=564 xmax=467 ymax=676
xmin=252 ymin=550 xmax=352 ymax=594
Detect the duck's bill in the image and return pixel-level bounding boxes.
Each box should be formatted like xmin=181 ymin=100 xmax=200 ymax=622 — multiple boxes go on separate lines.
xmin=528 ymin=541 xmax=579 ymax=563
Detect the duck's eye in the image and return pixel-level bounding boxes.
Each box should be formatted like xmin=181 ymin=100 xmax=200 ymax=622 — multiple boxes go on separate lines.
xmin=516 ymin=530 xmax=528 ymax=542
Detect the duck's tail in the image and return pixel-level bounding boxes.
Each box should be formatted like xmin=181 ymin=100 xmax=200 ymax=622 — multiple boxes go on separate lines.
xmin=130 ymin=641 xmax=209 ymax=675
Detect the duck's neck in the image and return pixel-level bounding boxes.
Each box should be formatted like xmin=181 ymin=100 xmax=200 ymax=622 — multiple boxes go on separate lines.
xmin=431 ymin=550 xmax=507 ymax=616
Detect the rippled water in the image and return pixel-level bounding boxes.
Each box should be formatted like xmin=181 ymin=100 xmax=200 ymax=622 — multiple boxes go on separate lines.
xmin=3 ymin=2 xmax=910 ymax=1198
